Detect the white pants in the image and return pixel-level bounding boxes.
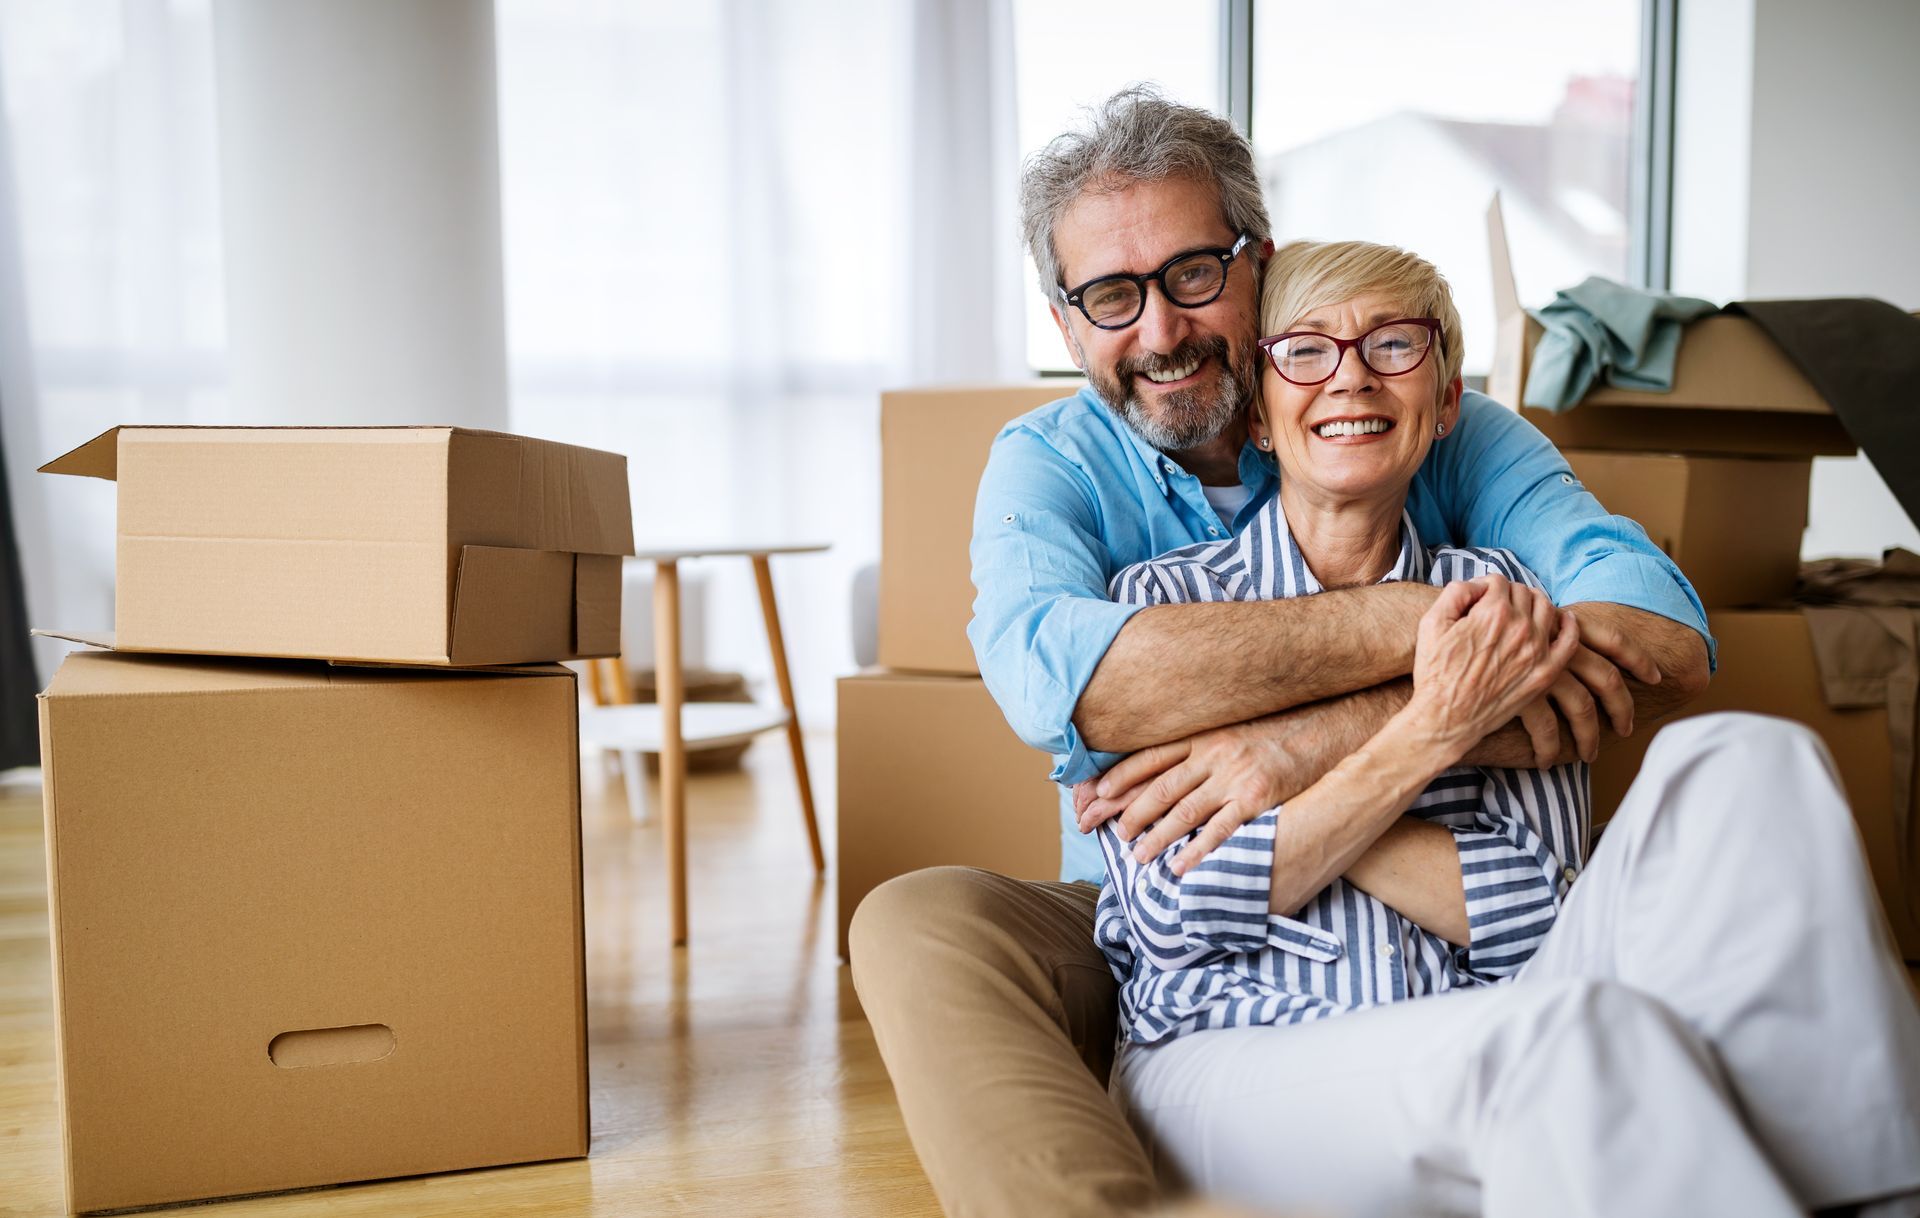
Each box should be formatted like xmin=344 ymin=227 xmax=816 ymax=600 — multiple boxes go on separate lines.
xmin=1112 ymin=714 xmax=1920 ymax=1218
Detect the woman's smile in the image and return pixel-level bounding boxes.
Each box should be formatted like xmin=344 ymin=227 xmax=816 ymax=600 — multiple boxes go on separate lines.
xmin=1308 ymin=414 xmax=1397 ymax=443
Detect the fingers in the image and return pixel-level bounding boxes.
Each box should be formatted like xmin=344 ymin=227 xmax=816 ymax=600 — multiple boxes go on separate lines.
xmin=1072 ymin=779 xmax=1097 ymax=818
xmin=1077 ymin=782 xmax=1143 ymax=833
xmin=1576 ymin=610 xmax=1663 ymax=686
xmin=1167 ymin=805 xmax=1250 ymax=876
xmin=1568 ymin=643 xmax=1634 ymax=737
xmin=1114 ymin=764 xmax=1205 ymax=843
xmin=1545 ymin=670 xmax=1599 ymax=762
xmin=1423 ymin=577 xmax=1485 ymax=631
xmin=1131 ymin=784 xmax=1228 ymax=864
xmin=1096 ymin=740 xmax=1186 ymax=800
xmin=1517 ymin=698 xmax=1562 ymax=769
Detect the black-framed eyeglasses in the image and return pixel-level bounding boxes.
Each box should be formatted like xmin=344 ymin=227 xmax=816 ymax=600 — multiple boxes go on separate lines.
xmin=1059 ymin=234 xmax=1252 ymax=330
xmin=1256 ymin=318 xmax=1443 ymax=386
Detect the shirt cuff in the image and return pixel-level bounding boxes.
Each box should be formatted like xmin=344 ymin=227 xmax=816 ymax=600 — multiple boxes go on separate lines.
xmin=1558 ymin=550 xmax=1718 ymax=672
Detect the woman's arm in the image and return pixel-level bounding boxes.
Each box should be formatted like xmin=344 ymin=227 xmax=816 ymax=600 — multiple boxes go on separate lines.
xmin=1257 ymin=574 xmax=1580 ymax=923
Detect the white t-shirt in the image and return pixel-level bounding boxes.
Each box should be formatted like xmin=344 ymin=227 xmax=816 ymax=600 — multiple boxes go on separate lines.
xmin=1200 ymin=480 xmax=1254 ymax=529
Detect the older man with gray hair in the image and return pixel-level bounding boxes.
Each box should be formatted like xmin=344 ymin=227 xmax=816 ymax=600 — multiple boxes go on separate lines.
xmin=850 ymin=85 xmax=1744 ymax=1215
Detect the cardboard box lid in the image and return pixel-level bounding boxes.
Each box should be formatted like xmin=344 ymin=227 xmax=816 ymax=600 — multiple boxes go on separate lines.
xmin=1486 ymin=196 xmax=1849 ymax=421
xmin=30 ymin=627 xmax=577 ymax=676
xmin=41 ymin=424 xmax=637 ymax=557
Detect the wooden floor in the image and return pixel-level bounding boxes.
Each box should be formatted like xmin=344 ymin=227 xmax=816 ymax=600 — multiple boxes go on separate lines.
xmin=0 ymin=735 xmax=942 ymax=1217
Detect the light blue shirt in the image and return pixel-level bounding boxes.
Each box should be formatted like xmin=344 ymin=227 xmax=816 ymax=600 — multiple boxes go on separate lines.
xmin=1096 ymin=508 xmax=1588 ymax=1045
xmin=967 ymin=385 xmax=1709 ymax=885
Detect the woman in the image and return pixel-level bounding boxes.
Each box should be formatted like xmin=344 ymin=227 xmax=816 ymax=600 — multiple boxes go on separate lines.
xmin=1084 ymin=240 xmax=1891 ymax=1217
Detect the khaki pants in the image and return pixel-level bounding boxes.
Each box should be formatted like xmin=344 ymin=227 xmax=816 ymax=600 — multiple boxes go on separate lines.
xmin=849 ymin=868 xmax=1159 ymax=1217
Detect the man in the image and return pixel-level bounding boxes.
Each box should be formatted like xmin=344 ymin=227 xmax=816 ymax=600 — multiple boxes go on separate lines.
xmin=850 ymin=86 xmax=1714 ymax=1215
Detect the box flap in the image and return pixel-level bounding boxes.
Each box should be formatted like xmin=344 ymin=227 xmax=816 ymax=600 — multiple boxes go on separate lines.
xmin=447 ymin=432 xmax=636 ymax=558
xmin=39 ymin=428 xmax=121 ymax=480
xmin=574 ymin=554 xmax=622 ymax=658
xmin=31 ymin=627 xmax=116 ymax=651
xmin=1487 ymin=193 xmax=1521 ymax=322
xmin=446 ymin=546 xmax=626 ymax=666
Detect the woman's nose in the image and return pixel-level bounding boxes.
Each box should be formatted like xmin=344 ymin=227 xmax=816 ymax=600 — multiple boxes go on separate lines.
xmin=1326 ymin=343 xmax=1378 ymax=394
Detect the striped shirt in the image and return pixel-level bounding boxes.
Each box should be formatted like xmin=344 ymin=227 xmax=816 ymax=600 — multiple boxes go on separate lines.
xmin=1095 ymin=503 xmax=1591 ymax=1046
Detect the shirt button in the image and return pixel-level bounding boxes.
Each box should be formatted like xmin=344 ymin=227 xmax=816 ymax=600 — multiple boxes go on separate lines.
xmin=1564 ymin=866 xmax=1578 ymax=883
xmin=1378 ymin=944 xmax=1396 ymax=960
xmin=1561 ymin=473 xmax=1574 ymax=484
xmin=1208 ymin=526 xmax=1221 ymax=536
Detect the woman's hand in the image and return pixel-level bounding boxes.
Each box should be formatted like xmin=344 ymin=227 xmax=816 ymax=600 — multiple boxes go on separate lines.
xmin=1405 ymin=574 xmax=1580 ymax=763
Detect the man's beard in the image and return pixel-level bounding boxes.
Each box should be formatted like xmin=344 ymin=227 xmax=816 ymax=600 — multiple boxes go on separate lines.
xmin=1086 ymin=335 xmax=1252 ymax=452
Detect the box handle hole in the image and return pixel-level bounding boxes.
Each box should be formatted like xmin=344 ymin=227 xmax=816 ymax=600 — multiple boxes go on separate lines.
xmin=268 ymin=1023 xmax=395 ymax=1069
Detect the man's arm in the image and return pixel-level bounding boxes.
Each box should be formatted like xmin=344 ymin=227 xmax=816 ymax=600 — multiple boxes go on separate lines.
xmin=1083 ymin=600 xmax=1708 ymax=865
xmin=1073 ymin=582 xmax=1439 ymax=750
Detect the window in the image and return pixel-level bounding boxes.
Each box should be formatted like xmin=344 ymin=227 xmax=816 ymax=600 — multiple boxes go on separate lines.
xmin=1011 ymin=1 xmax=1221 ymax=371
xmin=1013 ymin=1 xmax=1664 ymax=379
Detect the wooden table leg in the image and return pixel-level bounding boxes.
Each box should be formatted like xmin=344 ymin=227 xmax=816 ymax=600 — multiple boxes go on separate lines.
xmin=654 ymin=559 xmax=689 ymax=946
xmin=752 ymin=555 xmax=826 ymax=874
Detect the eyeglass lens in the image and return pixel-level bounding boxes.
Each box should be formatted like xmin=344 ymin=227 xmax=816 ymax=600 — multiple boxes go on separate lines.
xmin=1269 ymin=323 xmax=1434 ymax=381
xmin=1081 ymin=252 xmax=1227 ymax=326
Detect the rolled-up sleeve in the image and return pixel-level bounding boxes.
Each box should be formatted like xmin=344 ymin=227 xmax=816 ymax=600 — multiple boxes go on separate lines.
xmin=1452 ymin=763 xmax=1587 ymax=978
xmin=1420 ymin=392 xmax=1715 ymax=669
xmin=969 ymin=426 xmax=1145 ymax=785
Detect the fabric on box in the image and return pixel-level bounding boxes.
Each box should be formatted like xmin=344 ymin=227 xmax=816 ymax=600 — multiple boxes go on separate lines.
xmin=1522 ymin=277 xmax=1717 ymax=411
xmin=1798 ymin=548 xmax=1920 ymax=898
xmin=1728 ymin=299 xmax=1920 ymax=535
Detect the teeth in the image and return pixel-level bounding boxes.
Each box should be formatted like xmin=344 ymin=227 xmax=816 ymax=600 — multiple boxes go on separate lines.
xmin=1314 ymin=418 xmax=1393 ymax=438
xmin=1143 ymin=360 xmax=1200 ymax=384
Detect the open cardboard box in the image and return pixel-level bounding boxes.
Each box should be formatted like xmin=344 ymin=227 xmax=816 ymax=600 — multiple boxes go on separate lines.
xmin=1485 ymin=197 xmax=1857 ymax=457
xmin=41 ymin=425 xmax=635 ymax=666
xmin=37 ymin=641 xmax=590 ymax=1212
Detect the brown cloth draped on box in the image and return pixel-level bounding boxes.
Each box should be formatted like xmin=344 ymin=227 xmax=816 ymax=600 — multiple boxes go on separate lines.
xmin=1797 ymin=549 xmax=1920 ymax=891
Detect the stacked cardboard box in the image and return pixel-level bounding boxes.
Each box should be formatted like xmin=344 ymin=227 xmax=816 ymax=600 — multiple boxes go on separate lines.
xmin=35 ymin=425 xmax=634 ymax=1212
xmin=838 ymin=385 xmax=1076 ymax=952
xmin=1487 ymin=206 xmax=1917 ymax=960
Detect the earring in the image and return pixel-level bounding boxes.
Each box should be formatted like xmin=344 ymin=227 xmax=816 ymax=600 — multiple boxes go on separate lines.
xmin=1259 ymin=436 xmax=1271 ymax=450
xmin=1435 ymin=423 xmax=1446 ymax=437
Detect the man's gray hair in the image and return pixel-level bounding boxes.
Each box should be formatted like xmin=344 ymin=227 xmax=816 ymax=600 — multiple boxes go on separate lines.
xmin=1019 ymin=84 xmax=1272 ymax=299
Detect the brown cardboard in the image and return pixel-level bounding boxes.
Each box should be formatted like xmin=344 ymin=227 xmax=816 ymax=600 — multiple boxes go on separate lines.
xmin=879 ymin=382 xmax=1083 ymax=674
xmin=38 ymin=649 xmax=589 ymax=1212
xmin=1589 ymin=611 xmax=1919 ymax=960
xmin=41 ymin=425 xmax=635 ymax=666
xmin=837 ymin=671 xmax=1060 ymax=954
xmin=1563 ymin=451 xmax=1811 ymax=607
xmin=1485 ymin=198 xmax=1857 ymax=457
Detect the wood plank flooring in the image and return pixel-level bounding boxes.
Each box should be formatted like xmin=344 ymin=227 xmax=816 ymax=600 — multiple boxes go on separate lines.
xmin=0 ymin=737 xmax=941 ymax=1216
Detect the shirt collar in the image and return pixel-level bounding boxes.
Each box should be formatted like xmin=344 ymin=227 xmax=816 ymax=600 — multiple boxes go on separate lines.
xmin=1260 ymin=498 xmax=1428 ymax=593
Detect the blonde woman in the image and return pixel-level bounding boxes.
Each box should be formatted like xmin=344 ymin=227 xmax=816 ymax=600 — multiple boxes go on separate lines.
xmin=1088 ymin=240 xmax=1920 ymax=1218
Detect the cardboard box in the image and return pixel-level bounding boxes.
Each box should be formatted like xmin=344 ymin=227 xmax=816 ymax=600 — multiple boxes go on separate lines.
xmin=837 ymin=671 xmax=1061 ymax=954
xmin=1563 ymin=450 xmax=1810 ymax=606
xmin=41 ymin=425 xmax=635 ymax=666
xmin=879 ymin=383 xmax=1082 ymax=674
xmin=38 ymin=649 xmax=589 ymax=1212
xmin=1590 ymin=611 xmax=1919 ymax=960
xmin=1485 ymin=198 xmax=1856 ymax=458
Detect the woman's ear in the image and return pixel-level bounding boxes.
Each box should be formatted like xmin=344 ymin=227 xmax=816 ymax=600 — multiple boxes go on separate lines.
xmin=1437 ymin=374 xmax=1464 ymax=436
xmin=1248 ymin=397 xmax=1272 ymax=451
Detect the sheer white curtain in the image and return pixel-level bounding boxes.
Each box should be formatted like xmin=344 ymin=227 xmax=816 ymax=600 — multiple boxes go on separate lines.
xmin=0 ymin=0 xmax=1020 ymax=719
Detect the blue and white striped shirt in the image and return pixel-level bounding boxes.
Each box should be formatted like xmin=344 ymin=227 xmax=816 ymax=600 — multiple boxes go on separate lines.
xmin=1094 ymin=503 xmax=1591 ymax=1046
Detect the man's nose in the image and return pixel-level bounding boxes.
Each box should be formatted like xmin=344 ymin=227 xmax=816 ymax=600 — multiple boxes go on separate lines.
xmin=1326 ymin=343 xmax=1378 ymax=394
xmin=1133 ymin=283 xmax=1192 ymax=354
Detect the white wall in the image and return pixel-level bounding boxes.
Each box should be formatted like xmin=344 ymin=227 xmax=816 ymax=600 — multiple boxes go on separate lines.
xmin=1672 ymin=0 xmax=1920 ymax=561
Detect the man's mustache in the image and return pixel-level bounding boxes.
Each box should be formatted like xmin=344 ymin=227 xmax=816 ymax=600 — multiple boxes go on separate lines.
xmin=1117 ymin=335 xmax=1233 ymax=380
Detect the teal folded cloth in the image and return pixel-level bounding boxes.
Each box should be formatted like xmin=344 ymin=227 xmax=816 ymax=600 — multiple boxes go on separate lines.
xmin=1523 ymin=276 xmax=1718 ymax=412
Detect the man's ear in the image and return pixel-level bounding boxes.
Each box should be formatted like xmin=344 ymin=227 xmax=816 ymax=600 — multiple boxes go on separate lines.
xmin=1049 ymin=302 xmax=1087 ymax=371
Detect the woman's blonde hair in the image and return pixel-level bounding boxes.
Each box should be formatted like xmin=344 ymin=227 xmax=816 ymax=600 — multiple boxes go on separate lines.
xmin=1259 ymin=240 xmax=1465 ymax=397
